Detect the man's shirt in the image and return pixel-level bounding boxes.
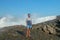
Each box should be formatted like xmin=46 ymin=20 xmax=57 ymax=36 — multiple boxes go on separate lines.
xmin=26 ymin=18 xmax=32 ymax=26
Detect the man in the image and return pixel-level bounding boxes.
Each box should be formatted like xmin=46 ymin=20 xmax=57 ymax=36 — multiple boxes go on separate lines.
xmin=26 ymin=13 xmax=32 ymax=38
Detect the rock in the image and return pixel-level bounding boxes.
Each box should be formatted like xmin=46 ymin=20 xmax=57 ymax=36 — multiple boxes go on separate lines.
xmin=47 ymin=25 xmax=56 ymax=34
xmin=42 ymin=25 xmax=56 ymax=34
xmin=43 ymin=25 xmax=49 ymax=33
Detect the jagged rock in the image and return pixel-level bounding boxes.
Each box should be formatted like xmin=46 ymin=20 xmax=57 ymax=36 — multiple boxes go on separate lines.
xmin=47 ymin=25 xmax=56 ymax=34
xmin=42 ymin=25 xmax=56 ymax=34
xmin=43 ymin=25 xmax=49 ymax=33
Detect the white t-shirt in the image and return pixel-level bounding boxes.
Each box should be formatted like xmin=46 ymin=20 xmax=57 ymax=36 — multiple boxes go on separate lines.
xmin=26 ymin=17 xmax=31 ymax=21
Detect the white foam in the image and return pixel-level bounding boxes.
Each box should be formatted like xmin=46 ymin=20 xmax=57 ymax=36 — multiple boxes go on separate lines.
xmin=0 ymin=15 xmax=56 ymax=28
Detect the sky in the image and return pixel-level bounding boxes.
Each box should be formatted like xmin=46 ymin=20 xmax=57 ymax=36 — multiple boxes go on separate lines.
xmin=0 ymin=0 xmax=60 ymax=18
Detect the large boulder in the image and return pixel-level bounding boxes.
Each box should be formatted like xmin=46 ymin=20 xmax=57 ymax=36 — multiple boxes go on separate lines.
xmin=47 ymin=25 xmax=56 ymax=34
xmin=42 ymin=25 xmax=56 ymax=34
xmin=43 ymin=25 xmax=49 ymax=33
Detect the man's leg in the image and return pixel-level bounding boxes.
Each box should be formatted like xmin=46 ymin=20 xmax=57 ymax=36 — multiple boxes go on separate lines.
xmin=26 ymin=28 xmax=30 ymax=37
xmin=28 ymin=28 xmax=30 ymax=37
xmin=26 ymin=28 xmax=28 ymax=37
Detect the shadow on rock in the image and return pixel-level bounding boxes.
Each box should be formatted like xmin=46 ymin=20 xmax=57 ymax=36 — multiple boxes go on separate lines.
xmin=16 ymin=30 xmax=25 ymax=36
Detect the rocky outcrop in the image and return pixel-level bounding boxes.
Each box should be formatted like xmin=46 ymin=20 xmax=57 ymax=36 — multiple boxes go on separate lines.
xmin=42 ymin=25 xmax=56 ymax=34
xmin=47 ymin=25 xmax=56 ymax=34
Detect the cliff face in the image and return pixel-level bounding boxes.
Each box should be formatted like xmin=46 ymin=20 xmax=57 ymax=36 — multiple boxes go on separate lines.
xmin=0 ymin=16 xmax=60 ymax=40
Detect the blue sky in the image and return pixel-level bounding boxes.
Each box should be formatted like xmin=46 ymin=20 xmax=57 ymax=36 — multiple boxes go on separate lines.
xmin=0 ymin=0 xmax=60 ymax=18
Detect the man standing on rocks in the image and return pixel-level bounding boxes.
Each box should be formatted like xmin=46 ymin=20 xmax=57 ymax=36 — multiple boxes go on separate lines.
xmin=26 ymin=13 xmax=32 ymax=38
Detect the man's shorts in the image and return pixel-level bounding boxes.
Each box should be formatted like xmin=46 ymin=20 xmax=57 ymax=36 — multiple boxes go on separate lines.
xmin=27 ymin=25 xmax=32 ymax=29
